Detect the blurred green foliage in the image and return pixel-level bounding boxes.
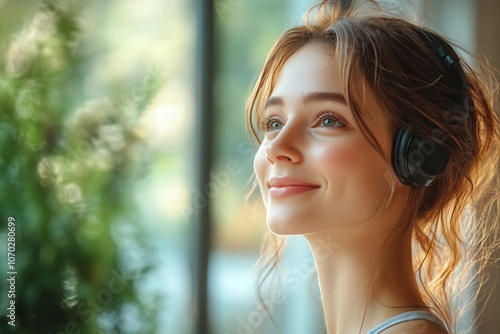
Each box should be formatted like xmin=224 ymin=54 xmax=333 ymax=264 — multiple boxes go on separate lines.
xmin=0 ymin=1 xmax=160 ymax=333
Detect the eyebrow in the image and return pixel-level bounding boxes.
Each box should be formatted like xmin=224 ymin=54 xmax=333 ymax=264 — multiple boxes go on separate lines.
xmin=264 ymin=91 xmax=347 ymax=110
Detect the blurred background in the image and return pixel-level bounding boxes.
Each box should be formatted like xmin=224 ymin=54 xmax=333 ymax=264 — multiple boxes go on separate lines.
xmin=0 ymin=0 xmax=498 ymax=333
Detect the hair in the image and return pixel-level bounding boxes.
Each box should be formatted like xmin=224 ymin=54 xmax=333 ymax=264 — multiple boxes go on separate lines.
xmin=245 ymin=1 xmax=500 ymax=333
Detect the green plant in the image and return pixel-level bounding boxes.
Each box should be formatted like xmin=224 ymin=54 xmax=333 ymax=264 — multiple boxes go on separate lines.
xmin=0 ymin=1 xmax=160 ymax=333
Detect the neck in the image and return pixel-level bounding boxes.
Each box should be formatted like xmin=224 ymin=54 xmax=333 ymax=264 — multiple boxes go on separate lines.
xmin=306 ymin=229 xmax=424 ymax=334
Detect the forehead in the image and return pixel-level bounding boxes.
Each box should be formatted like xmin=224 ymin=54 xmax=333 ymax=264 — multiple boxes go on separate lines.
xmin=271 ymin=42 xmax=341 ymax=99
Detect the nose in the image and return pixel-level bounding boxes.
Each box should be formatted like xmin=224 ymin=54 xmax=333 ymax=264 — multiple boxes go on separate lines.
xmin=265 ymin=123 xmax=303 ymax=165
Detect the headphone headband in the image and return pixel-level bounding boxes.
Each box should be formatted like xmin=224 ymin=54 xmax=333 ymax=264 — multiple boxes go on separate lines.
xmin=419 ymin=30 xmax=471 ymax=118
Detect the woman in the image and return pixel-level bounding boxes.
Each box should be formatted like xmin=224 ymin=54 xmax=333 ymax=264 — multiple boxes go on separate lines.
xmin=246 ymin=1 xmax=500 ymax=333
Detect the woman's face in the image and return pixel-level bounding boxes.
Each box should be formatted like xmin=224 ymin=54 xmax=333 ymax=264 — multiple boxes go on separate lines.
xmin=254 ymin=42 xmax=405 ymax=238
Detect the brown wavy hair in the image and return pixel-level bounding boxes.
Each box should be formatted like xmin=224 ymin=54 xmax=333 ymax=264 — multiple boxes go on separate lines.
xmin=245 ymin=1 xmax=500 ymax=333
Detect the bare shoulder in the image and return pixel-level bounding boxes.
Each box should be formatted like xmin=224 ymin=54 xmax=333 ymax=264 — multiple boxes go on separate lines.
xmin=382 ymin=319 xmax=449 ymax=334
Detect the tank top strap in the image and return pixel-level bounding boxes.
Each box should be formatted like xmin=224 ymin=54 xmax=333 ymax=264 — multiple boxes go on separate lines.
xmin=367 ymin=311 xmax=447 ymax=334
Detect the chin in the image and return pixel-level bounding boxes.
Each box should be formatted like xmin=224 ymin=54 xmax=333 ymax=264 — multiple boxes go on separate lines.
xmin=267 ymin=216 xmax=303 ymax=236
xmin=266 ymin=213 xmax=326 ymax=236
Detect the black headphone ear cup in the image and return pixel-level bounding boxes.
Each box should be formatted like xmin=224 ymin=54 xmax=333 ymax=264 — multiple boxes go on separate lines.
xmin=391 ymin=128 xmax=449 ymax=187
xmin=392 ymin=128 xmax=411 ymax=185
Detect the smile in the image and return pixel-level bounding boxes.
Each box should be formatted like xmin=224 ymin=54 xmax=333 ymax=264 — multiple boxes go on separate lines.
xmin=268 ymin=176 xmax=320 ymax=198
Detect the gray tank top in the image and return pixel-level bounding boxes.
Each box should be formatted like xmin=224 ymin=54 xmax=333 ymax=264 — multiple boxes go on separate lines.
xmin=367 ymin=311 xmax=447 ymax=334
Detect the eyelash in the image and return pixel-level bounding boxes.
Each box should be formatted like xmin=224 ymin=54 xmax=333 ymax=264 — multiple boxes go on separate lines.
xmin=259 ymin=115 xmax=277 ymax=133
xmin=259 ymin=110 xmax=346 ymax=133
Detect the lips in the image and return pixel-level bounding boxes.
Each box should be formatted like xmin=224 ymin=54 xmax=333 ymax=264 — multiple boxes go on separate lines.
xmin=268 ymin=176 xmax=320 ymax=198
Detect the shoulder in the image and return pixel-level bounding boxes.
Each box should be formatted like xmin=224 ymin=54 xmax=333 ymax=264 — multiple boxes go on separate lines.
xmin=382 ymin=319 xmax=449 ymax=334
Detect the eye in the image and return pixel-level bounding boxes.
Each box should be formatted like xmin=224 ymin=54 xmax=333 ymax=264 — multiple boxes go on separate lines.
xmin=269 ymin=120 xmax=283 ymax=130
xmin=321 ymin=117 xmax=342 ymax=127
xmin=260 ymin=116 xmax=284 ymax=133
xmin=315 ymin=112 xmax=345 ymax=128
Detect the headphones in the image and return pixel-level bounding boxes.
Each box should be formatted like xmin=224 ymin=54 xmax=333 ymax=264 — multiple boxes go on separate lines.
xmin=391 ymin=30 xmax=471 ymax=187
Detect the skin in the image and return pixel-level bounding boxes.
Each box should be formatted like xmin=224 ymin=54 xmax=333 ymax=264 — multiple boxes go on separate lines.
xmin=253 ymin=42 xmax=448 ymax=333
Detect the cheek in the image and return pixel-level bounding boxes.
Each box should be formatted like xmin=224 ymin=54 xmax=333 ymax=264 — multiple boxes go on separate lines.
xmin=316 ymin=137 xmax=391 ymax=219
xmin=342 ymin=133 xmax=388 ymax=169
xmin=253 ymin=145 xmax=268 ymax=199
xmin=314 ymin=136 xmax=380 ymax=173
xmin=316 ymin=140 xmax=356 ymax=168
